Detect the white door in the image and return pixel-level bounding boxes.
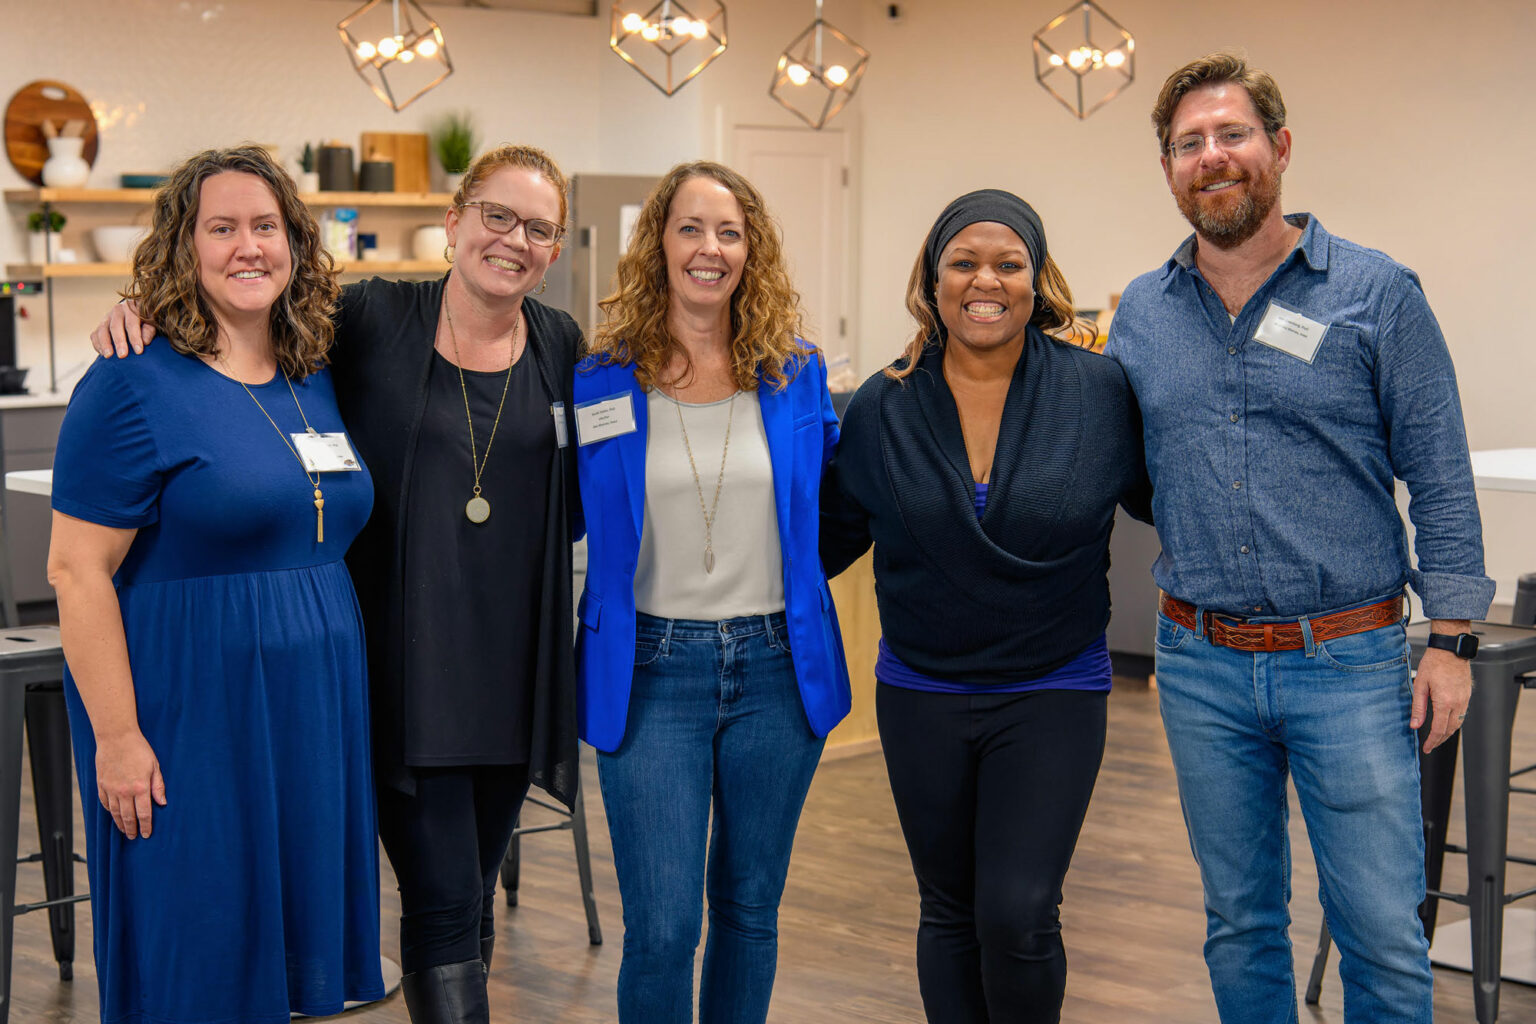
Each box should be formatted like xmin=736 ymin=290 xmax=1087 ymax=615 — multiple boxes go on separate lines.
xmin=731 ymin=126 xmax=851 ymax=359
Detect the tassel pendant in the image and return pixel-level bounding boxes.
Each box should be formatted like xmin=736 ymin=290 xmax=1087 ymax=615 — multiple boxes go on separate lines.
xmin=315 ymin=488 xmax=325 ymax=544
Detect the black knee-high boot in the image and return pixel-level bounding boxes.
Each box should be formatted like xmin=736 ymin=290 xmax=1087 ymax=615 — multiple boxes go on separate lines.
xmin=400 ymin=960 xmax=489 ymax=1024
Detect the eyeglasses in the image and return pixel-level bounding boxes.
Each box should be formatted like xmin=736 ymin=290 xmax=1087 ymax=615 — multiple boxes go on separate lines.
xmin=459 ymin=201 xmax=564 ymax=247
xmin=1168 ymin=125 xmax=1262 ymax=161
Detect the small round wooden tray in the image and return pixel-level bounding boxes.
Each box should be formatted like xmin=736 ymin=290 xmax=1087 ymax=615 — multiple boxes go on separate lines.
xmin=5 ymin=80 xmax=99 ymax=185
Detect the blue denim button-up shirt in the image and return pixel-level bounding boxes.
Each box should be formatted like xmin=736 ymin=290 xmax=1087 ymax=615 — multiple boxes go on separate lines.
xmin=1106 ymin=214 xmax=1493 ymax=620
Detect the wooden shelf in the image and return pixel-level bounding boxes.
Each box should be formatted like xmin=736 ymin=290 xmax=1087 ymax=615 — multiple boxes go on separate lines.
xmin=6 ymin=187 xmax=455 ymax=208
xmin=5 ymin=259 xmax=449 ymax=279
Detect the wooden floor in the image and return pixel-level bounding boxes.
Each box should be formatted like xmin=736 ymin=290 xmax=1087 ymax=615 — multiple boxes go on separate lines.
xmin=9 ymin=678 xmax=1536 ymax=1022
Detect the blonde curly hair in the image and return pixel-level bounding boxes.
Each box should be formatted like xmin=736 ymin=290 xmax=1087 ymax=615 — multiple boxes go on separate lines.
xmin=123 ymin=145 xmax=339 ymax=380
xmin=589 ymin=161 xmax=810 ymax=393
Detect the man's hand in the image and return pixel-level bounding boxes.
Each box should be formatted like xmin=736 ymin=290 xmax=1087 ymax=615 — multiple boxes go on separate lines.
xmin=90 ymin=301 xmax=154 ymax=358
xmin=1411 ymin=620 xmax=1474 ymax=752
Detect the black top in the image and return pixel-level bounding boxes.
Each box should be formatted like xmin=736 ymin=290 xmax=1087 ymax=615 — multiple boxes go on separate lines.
xmin=820 ymin=329 xmax=1152 ymax=684
xmin=332 ymin=276 xmax=582 ymax=806
xmin=402 ymin=350 xmax=554 ymax=765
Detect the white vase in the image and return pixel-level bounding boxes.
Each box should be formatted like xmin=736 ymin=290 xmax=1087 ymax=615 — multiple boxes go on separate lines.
xmin=41 ymin=137 xmax=90 ymax=188
xmin=297 ymin=171 xmax=320 ymax=193
xmin=28 ymin=230 xmax=54 ymax=264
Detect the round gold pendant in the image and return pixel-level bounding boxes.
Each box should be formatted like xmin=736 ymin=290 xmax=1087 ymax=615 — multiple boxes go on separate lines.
xmin=465 ymin=496 xmax=491 ymax=524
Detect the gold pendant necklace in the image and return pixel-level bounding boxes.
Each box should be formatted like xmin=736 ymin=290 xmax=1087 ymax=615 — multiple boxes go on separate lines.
xmin=444 ymin=299 xmax=520 ymax=525
xmin=673 ymin=389 xmax=735 ymax=574
xmin=218 ymin=354 xmax=326 ymax=543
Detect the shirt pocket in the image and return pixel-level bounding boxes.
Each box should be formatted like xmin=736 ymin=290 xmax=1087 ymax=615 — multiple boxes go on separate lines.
xmin=1262 ymin=326 xmax=1372 ymax=422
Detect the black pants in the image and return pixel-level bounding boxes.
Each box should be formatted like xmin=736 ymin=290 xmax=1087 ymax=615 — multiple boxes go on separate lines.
xmin=877 ymin=684 xmax=1107 ymax=1024
xmin=376 ymin=764 xmax=532 ymax=974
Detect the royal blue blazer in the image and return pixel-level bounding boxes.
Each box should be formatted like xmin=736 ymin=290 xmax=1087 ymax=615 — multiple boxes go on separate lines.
xmin=572 ymin=349 xmax=852 ymax=753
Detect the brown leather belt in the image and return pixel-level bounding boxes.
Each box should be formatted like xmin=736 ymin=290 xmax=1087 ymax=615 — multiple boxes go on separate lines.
xmin=1158 ymin=593 xmax=1403 ymax=653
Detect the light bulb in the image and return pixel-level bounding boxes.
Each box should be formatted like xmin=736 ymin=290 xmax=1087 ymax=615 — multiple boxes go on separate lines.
xmin=1067 ymin=48 xmax=1086 ymax=69
xmin=826 ymin=64 xmax=849 ymax=86
xmin=691 ymin=20 xmax=709 ymax=39
xmin=786 ymin=63 xmax=811 ymax=86
xmin=1105 ymin=50 xmax=1124 ymax=68
xmin=397 ymin=48 xmax=415 ymax=63
xmin=355 ymin=40 xmax=377 ymax=60
xmin=416 ymin=37 xmax=437 ymax=58
xmin=641 ymin=23 xmax=660 ymax=41
xmin=621 ymin=12 xmax=644 ymax=32
xmin=1048 ymin=53 xmax=1064 ymax=67
xmin=671 ymin=16 xmax=692 ymax=34
xmin=378 ymin=35 xmax=400 ymax=58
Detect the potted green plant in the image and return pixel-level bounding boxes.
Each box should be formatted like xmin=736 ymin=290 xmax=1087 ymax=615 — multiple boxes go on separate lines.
xmin=431 ymin=111 xmax=477 ymax=192
xmin=26 ymin=209 xmax=66 ymax=265
xmin=297 ymin=142 xmax=320 ymax=193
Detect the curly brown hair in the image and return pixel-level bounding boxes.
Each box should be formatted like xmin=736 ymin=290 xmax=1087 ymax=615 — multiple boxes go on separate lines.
xmin=122 ymin=145 xmax=338 ymax=379
xmin=887 ymin=228 xmax=1093 ymax=382
xmin=1150 ymin=52 xmax=1287 ymax=155
xmin=588 ymin=161 xmax=810 ymax=393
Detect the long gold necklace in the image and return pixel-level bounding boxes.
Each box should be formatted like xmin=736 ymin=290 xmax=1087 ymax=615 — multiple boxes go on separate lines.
xmin=217 ymin=354 xmax=327 ymax=543
xmin=444 ymin=299 xmax=520 ymax=524
xmin=671 ymin=389 xmax=736 ymax=574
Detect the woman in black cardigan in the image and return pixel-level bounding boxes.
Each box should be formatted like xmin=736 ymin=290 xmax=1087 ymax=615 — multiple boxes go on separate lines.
xmin=821 ymin=190 xmax=1150 ymax=1024
xmin=94 ymin=145 xmax=581 ymax=1024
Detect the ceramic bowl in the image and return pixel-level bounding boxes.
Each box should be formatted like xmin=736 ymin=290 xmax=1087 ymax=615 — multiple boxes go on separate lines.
xmin=91 ymin=225 xmax=148 ymax=263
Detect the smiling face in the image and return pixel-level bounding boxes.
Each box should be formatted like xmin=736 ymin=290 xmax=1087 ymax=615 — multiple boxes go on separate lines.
xmin=445 ymin=165 xmax=563 ymax=305
xmin=193 ymin=171 xmax=292 ymax=330
xmin=662 ymin=175 xmax=748 ymax=325
xmin=934 ymin=221 xmax=1035 ymax=355
xmin=1162 ymin=82 xmax=1290 ymax=248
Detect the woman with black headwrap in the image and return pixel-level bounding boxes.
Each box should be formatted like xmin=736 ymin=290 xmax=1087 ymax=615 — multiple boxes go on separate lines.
xmin=820 ymin=189 xmax=1151 ymax=1023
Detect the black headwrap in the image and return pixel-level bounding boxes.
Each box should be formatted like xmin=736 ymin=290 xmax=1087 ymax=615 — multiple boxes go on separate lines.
xmin=919 ymin=188 xmax=1048 ymax=341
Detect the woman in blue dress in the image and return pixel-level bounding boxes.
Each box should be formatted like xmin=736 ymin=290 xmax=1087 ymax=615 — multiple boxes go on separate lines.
xmin=47 ymin=146 xmax=382 ymax=1023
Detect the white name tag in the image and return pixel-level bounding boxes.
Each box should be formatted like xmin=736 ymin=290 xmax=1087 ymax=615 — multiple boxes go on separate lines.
xmin=291 ymin=431 xmax=363 ymax=472
xmin=575 ymin=393 xmax=637 ymax=445
xmin=1252 ymin=301 xmax=1327 ymax=363
xmin=550 ymin=402 xmax=569 ymax=449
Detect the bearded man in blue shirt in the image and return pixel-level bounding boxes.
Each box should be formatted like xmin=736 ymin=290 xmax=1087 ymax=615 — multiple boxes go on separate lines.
xmin=1106 ymin=53 xmax=1494 ymax=1022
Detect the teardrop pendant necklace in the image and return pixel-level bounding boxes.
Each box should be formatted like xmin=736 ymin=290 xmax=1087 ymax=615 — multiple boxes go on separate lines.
xmin=218 ymin=353 xmax=327 ymax=543
xmin=444 ymin=298 xmax=520 ymax=524
xmin=672 ymin=390 xmax=736 ymax=574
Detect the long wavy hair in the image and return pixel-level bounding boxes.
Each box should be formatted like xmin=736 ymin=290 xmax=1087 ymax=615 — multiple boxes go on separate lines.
xmin=122 ymin=146 xmax=338 ymax=379
xmin=886 ymin=228 xmax=1094 ymax=382
xmin=589 ymin=161 xmax=810 ymax=393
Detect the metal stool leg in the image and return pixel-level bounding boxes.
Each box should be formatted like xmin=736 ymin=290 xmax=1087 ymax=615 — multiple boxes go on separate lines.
xmin=500 ymin=821 xmax=521 ymax=908
xmin=570 ymin=778 xmax=601 ymax=946
xmin=24 ymin=688 xmax=74 ymax=981
xmin=0 ymin=674 xmax=27 ymax=1024
xmin=1462 ymin=660 xmax=1521 ymax=1024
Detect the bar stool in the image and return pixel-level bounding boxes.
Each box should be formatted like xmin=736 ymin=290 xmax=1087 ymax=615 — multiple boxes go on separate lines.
xmin=0 ymin=626 xmax=86 ymax=1024
xmin=1306 ymin=620 xmax=1536 ymax=1023
xmin=499 ymin=774 xmax=602 ymax=946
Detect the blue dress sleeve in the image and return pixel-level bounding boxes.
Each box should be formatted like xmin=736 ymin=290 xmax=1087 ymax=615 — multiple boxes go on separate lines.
xmin=52 ymin=358 xmax=162 ymax=529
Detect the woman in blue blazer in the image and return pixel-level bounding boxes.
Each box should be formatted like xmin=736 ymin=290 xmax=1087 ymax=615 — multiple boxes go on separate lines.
xmin=573 ymin=161 xmax=850 ymax=1023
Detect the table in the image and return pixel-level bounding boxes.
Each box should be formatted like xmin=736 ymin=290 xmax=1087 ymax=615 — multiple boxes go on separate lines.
xmin=2 ymin=470 xmax=401 ymax=1017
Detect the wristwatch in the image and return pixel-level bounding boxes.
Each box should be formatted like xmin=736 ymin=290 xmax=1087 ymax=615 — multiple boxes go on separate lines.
xmin=1426 ymin=632 xmax=1479 ymax=660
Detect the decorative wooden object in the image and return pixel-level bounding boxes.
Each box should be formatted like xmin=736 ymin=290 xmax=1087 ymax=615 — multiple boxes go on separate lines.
xmin=4 ymin=81 xmax=98 ymax=185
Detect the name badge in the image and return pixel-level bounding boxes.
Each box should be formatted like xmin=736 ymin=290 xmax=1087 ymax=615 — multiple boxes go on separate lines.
xmin=291 ymin=431 xmax=362 ymax=472
xmin=575 ymin=392 xmax=637 ymax=445
xmin=1252 ymin=301 xmax=1327 ymax=363
xmin=550 ymin=402 xmax=569 ymax=449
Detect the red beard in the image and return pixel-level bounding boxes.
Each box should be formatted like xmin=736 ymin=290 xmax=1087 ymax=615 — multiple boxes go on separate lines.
xmin=1176 ymin=161 xmax=1282 ymax=249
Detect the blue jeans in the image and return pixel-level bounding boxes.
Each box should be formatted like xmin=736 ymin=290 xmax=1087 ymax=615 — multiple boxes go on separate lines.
xmin=1154 ymin=611 xmax=1431 ymax=1024
xmin=597 ymin=612 xmax=826 ymax=1024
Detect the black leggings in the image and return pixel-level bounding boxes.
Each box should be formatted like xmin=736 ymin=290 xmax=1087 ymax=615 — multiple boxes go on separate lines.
xmin=376 ymin=764 xmax=531 ymax=974
xmin=877 ymin=684 xmax=1107 ymax=1024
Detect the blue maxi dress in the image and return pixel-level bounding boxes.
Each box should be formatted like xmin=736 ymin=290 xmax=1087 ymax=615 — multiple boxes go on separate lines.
xmin=51 ymin=341 xmax=383 ymax=1024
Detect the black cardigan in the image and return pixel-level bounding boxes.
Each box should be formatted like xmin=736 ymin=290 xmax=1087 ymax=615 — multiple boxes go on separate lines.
xmin=820 ymin=330 xmax=1152 ymax=684
xmin=332 ymin=276 xmax=581 ymax=808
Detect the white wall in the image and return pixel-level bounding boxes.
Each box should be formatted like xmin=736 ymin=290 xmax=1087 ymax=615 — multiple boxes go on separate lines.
xmin=6 ymin=0 xmax=1533 ymax=599
xmin=852 ymin=0 xmax=1536 ymax=603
